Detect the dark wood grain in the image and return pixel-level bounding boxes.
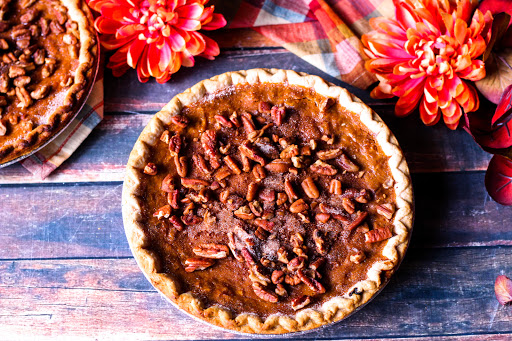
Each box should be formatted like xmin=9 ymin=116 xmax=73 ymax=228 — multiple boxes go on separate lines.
xmin=0 ymin=172 xmax=510 ymax=260
xmin=1 ymin=247 xmax=511 ymax=339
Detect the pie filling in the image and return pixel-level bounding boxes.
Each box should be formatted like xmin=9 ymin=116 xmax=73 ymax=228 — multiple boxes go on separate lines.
xmin=0 ymin=0 xmax=91 ymax=163
xmin=140 ymin=83 xmax=397 ymax=317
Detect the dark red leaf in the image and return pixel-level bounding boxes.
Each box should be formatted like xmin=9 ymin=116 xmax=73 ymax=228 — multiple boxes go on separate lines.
xmin=485 ymin=155 xmax=512 ymax=205
xmin=493 ymin=84 xmax=512 ymax=125
xmin=495 ymin=275 xmax=512 ymax=305
xmin=482 ymin=13 xmax=511 ymax=61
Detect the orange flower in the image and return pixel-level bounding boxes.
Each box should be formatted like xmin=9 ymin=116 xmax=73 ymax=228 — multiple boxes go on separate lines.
xmin=362 ymin=0 xmax=492 ymax=129
xmin=88 ymin=0 xmax=226 ymax=83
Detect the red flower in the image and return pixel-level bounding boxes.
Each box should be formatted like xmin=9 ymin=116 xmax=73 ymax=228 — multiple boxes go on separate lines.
xmin=362 ymin=0 xmax=492 ymax=129
xmin=88 ymin=0 xmax=227 ymax=83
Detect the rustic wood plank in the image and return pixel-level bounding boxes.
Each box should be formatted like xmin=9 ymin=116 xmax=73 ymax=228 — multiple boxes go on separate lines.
xmin=1 ymin=247 xmax=511 ymax=339
xmin=211 ymin=28 xmax=279 ymax=48
xmin=0 ymin=172 xmax=510 ymax=260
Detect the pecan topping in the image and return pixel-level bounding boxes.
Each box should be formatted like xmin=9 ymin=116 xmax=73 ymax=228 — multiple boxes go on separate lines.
xmin=317 ymin=148 xmax=342 ymax=160
xmin=259 ymin=101 xmax=271 ymax=113
xmin=337 ymin=153 xmax=359 ymax=172
xmin=192 ymin=154 xmax=210 ymax=175
xmin=161 ymin=174 xmax=174 ymax=192
xmin=219 ymin=156 xmax=239 ymax=175
xmin=254 ymin=218 xmax=274 ymax=232
xmin=310 ymin=160 xmax=337 ymax=176
xmin=241 ymin=112 xmax=256 ymax=134
xmin=321 ymin=134 xmax=334 ymax=145
xmin=287 ymin=256 xmax=306 ymax=272
xmin=275 ymin=284 xmax=287 ymax=297
xmin=315 ymin=213 xmax=331 ymax=223
xmin=265 ymin=158 xmax=291 ymax=173
xmin=234 ymin=206 xmax=255 ymax=220
xmin=280 ymin=144 xmax=299 ymax=159
xmin=285 ymin=274 xmax=301 ymax=286
xmin=271 ymin=105 xmax=285 ymax=126
xmin=271 ymin=270 xmax=285 ymax=284
xmin=342 ymin=197 xmax=355 ymax=214
xmin=276 ymin=192 xmax=288 ymax=206
xmin=171 ymin=115 xmax=189 ymax=128
xmin=239 ymin=141 xmax=266 ymax=165
xmin=214 ymin=114 xmax=233 ymax=128
xmin=365 ymin=226 xmax=393 ymax=243
xmin=0 ymin=121 xmax=6 ymax=136
xmin=319 ymin=97 xmax=336 ymax=111
xmin=160 ymin=130 xmax=170 ymax=144
xmin=312 ymin=229 xmax=327 ymax=255
xmin=309 ymin=257 xmax=326 ymax=271
xmin=181 ymin=178 xmax=210 ymax=190
xmin=229 ymin=112 xmax=241 ymax=127
xmin=291 ymin=295 xmax=311 ymax=310
xmin=15 ymin=86 xmax=32 ymax=108
xmin=213 ymin=165 xmax=231 ymax=181
xmin=246 ymin=181 xmax=259 ymax=201
xmin=252 ymin=282 xmax=278 ymax=303
xmin=376 ymin=203 xmax=395 ymax=220
xmin=184 ymin=257 xmax=215 ymax=272
xmin=297 ymin=269 xmax=325 ymax=294
xmin=13 ymin=76 xmax=30 ymax=87
xmin=143 ymin=162 xmax=157 ymax=175
xmin=153 ymin=205 xmax=171 ymax=219
xmin=169 ymin=215 xmax=184 ymax=231
xmin=249 ymin=200 xmax=263 ymax=217
xmin=346 ymin=211 xmax=368 ymax=230
xmin=193 ymin=243 xmax=229 ymax=259
xmin=241 ymin=247 xmax=256 ymax=266
xmin=252 ymin=164 xmax=266 ymax=181
xmin=284 ymin=179 xmax=298 ymax=202
xmin=227 ymin=232 xmax=243 ymax=261
xmin=254 ymin=227 xmax=268 ymax=240
xmin=350 ymin=251 xmax=366 ymax=264
xmin=301 ymin=176 xmax=320 ymax=199
xmin=258 ymin=188 xmax=275 ymax=202
xmin=181 ymin=214 xmax=203 ymax=226
xmin=290 ymin=199 xmax=308 ymax=214
xmin=277 ymin=247 xmax=289 ymax=264
xmin=201 ymin=130 xmax=221 ymax=169
xmin=168 ymin=134 xmax=182 ymax=156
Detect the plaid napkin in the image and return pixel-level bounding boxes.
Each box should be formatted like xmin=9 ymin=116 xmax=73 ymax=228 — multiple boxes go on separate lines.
xmin=230 ymin=0 xmax=394 ymax=89
xmin=20 ymin=71 xmax=104 ymax=180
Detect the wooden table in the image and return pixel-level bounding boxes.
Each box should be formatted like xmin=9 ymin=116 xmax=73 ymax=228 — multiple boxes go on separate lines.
xmin=1 ymin=28 xmax=511 ymax=340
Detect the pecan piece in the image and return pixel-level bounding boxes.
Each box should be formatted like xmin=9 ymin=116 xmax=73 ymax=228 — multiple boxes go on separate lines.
xmin=317 ymin=148 xmax=342 ymax=160
xmin=0 ymin=38 xmax=7 ymax=50
xmin=15 ymin=86 xmax=32 ymax=108
xmin=174 ymin=156 xmax=188 ymax=177
xmin=214 ymin=114 xmax=233 ymax=128
xmin=50 ymin=20 xmax=64 ymax=34
xmin=309 ymin=257 xmax=326 ymax=271
xmin=227 ymin=232 xmax=243 ymax=262
xmin=276 ymin=192 xmax=288 ymax=206
xmin=213 ymin=165 xmax=231 ymax=181
xmin=0 ymin=121 xmax=8 ymax=136
xmin=254 ymin=218 xmax=274 ymax=232
xmin=342 ymin=197 xmax=355 ymax=214
xmin=192 ymin=154 xmax=210 ymax=175
xmin=315 ymin=213 xmax=331 ymax=223
xmin=254 ymin=227 xmax=268 ymax=240
xmin=376 ymin=203 xmax=395 ymax=220
xmin=30 ymin=85 xmax=50 ymax=100
xmin=9 ymin=65 xmax=26 ymax=78
xmin=249 ymin=200 xmax=263 ymax=217
xmin=265 ymin=159 xmax=291 ymax=173
xmin=160 ymin=130 xmax=170 ymax=144
xmin=239 ymin=141 xmax=266 ymax=166
xmin=234 ymin=206 xmax=254 ymax=220
xmin=13 ymin=76 xmax=30 ymax=87
xmin=252 ymin=164 xmax=266 ymax=181
xmin=153 ymin=205 xmax=171 ymax=219
xmin=246 ymin=181 xmax=259 ymax=201
xmin=272 ymin=270 xmax=285 ymax=284
xmin=271 ymin=105 xmax=285 ymax=126
xmin=181 ymin=178 xmax=209 ymax=191
xmin=259 ymin=101 xmax=272 ymax=113
xmin=287 ymin=256 xmax=306 ymax=272
xmin=291 ymin=295 xmax=311 ymax=310
xmin=181 ymin=214 xmax=203 ymax=226
xmin=184 ymin=257 xmax=215 ymax=272
xmin=241 ymin=112 xmax=256 ymax=134
xmin=143 ymin=162 xmax=157 ymax=175
xmin=169 ymin=215 xmax=184 ymax=231
xmin=338 ymin=153 xmax=360 ymax=172
xmin=284 ymin=179 xmax=298 ymax=202
xmin=301 ymin=176 xmax=320 ymax=199
xmin=319 ymin=97 xmax=336 ymax=112
xmin=193 ymin=243 xmax=229 ymax=259
xmin=365 ymin=226 xmax=393 ymax=243
xmin=161 ymin=174 xmax=175 ymax=193
xmin=252 ymin=282 xmax=278 ymax=303
xmin=285 ymin=274 xmax=301 ymax=286
xmin=290 ymin=199 xmax=308 ymax=214
xmin=171 ymin=115 xmax=189 ymax=128
xmin=275 ymin=284 xmax=287 ymax=297
xmin=201 ymin=130 xmax=220 ymax=169
xmin=312 ymin=230 xmax=327 ymax=255
xmin=321 ymin=134 xmax=334 ymax=145
xmin=350 ymin=251 xmax=366 ymax=264
xmin=280 ymin=144 xmax=299 ymax=159
xmin=229 ymin=111 xmax=241 ymax=127
xmin=224 ymin=155 xmax=241 ymax=175
xmin=346 ymin=211 xmax=368 ymax=230
xmin=241 ymin=247 xmax=256 ymax=266
xmin=297 ymin=269 xmax=325 ymax=294
xmin=258 ymin=188 xmax=275 ymax=202
xmin=310 ymin=160 xmax=337 ymax=176
xmin=241 ymin=153 xmax=251 ymax=172
xmin=168 ymin=134 xmax=182 ymax=156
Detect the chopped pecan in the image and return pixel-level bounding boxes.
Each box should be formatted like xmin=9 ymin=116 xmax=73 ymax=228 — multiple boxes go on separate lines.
xmin=291 ymin=295 xmax=311 ymax=310
xmin=229 ymin=111 xmax=241 ymax=127
xmin=254 ymin=218 xmax=274 ymax=232
xmin=241 ymin=153 xmax=251 ymax=172
xmin=376 ymin=203 xmax=395 ymax=220
xmin=310 ymin=160 xmax=337 ymax=176
xmin=301 ymin=145 xmax=312 ymax=156
xmin=143 ymin=162 xmax=157 ymax=175
xmin=297 ymin=269 xmax=325 ymax=293
xmin=301 ymin=176 xmax=320 ymax=199
xmin=227 ymin=232 xmax=243 ymax=261
xmin=41 ymin=60 xmax=56 ymax=78
xmin=30 ymin=85 xmax=50 ymax=100
xmin=329 ymin=179 xmax=342 ymax=195
xmin=13 ymin=76 xmax=30 ymax=87
xmin=291 ymin=232 xmax=304 ymax=247
xmin=224 ymin=155 xmax=241 ymax=175
xmin=285 ymin=274 xmax=301 ymax=286
xmin=63 ymin=33 xmax=78 ymax=45
xmin=280 ymin=144 xmax=299 ymax=159
xmin=312 ymin=230 xmax=327 ymax=255
xmin=0 ymin=38 xmax=7 ymax=50
xmin=241 ymin=247 xmax=256 ymax=266
xmin=291 ymin=156 xmax=305 ymax=169
xmin=234 ymin=206 xmax=255 ymax=220
xmin=0 ymin=121 xmax=7 ymax=136
xmin=174 ymin=156 xmax=188 ymax=177
xmin=160 ymin=130 xmax=170 ymax=144
xmin=350 ymin=251 xmax=366 ymax=264
xmin=246 ymin=181 xmax=259 ymax=201
xmin=265 ymin=159 xmax=291 ymax=173
xmin=346 ymin=211 xmax=368 ymax=231
xmin=337 ymin=153 xmax=359 ymax=172
xmin=219 ymin=143 xmax=230 ymax=154
xmin=219 ymin=190 xmax=230 ymax=203
xmin=355 ymin=189 xmax=371 ymax=203
xmin=284 ymin=179 xmax=298 ymax=202
xmin=249 ymin=200 xmax=263 ymax=217
xmin=214 ymin=114 xmax=233 ymax=128
xmin=249 ymin=265 xmax=271 ymax=285
xmin=213 ymin=165 xmax=232 ymax=181
xmin=241 ymin=112 xmax=256 ymax=134
xmin=271 ymin=270 xmax=285 ymax=284
xmin=153 ymin=205 xmax=171 ymax=219
xmin=192 ymin=154 xmax=210 ymax=175
xmin=239 ymin=141 xmax=266 ymax=165
xmin=317 ymin=148 xmax=342 ymax=160
xmin=169 ymin=215 xmax=184 ymax=231
xmin=315 ymin=213 xmax=331 ymax=223
xmin=287 ymin=256 xmax=306 ymax=272
xmin=276 ymin=192 xmax=288 ymax=206
xmin=161 ymin=174 xmax=174 ymax=192
xmin=259 ymin=101 xmax=272 ymax=113
xmin=168 ymin=134 xmax=182 ymax=156
xmin=275 ymin=284 xmax=287 ymax=297
xmin=15 ymin=86 xmax=32 ymax=108
xmin=193 ymin=243 xmax=229 ymax=259
xmin=181 ymin=178 xmax=209 ymax=190
xmin=50 ymin=20 xmax=64 ymax=34
xmin=252 ymin=282 xmax=278 ymax=303
xmin=201 ymin=130 xmax=220 ymax=169
xmin=184 ymin=257 xmax=215 ymax=272
xmin=171 ymin=115 xmax=189 ymax=128
xmin=259 ymin=188 xmax=275 ymax=202
xmin=290 ymin=199 xmax=308 ymax=214
xmin=321 ymin=134 xmax=334 ymax=145
xmin=271 ymin=105 xmax=285 ymax=126
xmin=254 ymin=227 xmax=268 ymax=240
xmin=342 ymin=197 xmax=355 ymax=214
xmin=277 ymin=247 xmax=289 ymax=264
xmin=9 ymin=65 xmax=26 ymax=78
xmin=365 ymin=226 xmax=393 ymax=243
xmin=309 ymin=257 xmax=326 ymax=271
xmin=252 ymin=164 xmax=266 ymax=181
xmin=181 ymin=214 xmax=203 ymax=226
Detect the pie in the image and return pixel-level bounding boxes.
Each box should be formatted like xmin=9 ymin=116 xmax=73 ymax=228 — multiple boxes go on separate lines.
xmin=0 ymin=0 xmax=98 ymax=164
xmin=122 ymin=69 xmax=413 ymax=334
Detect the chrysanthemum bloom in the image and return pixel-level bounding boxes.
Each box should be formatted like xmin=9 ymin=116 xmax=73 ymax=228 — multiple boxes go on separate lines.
xmin=89 ymin=0 xmax=227 ymax=83
xmin=362 ymin=0 xmax=492 ymax=129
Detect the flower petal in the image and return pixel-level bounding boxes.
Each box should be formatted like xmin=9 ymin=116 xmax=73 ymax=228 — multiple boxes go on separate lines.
xmin=201 ymin=13 xmax=227 ymax=30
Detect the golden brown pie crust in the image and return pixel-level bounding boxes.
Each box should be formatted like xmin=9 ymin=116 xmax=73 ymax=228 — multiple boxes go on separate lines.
xmin=0 ymin=0 xmax=98 ymax=164
xmin=122 ymin=69 xmax=414 ymax=334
